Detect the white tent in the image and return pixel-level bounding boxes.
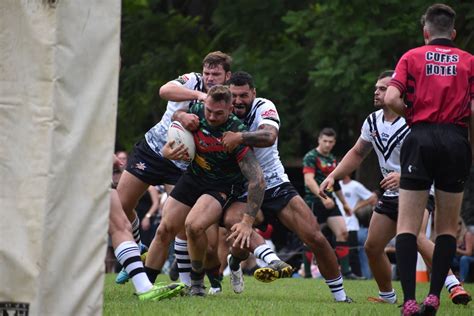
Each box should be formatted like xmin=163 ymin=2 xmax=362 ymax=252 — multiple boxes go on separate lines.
xmin=0 ymin=1 xmax=121 ymax=315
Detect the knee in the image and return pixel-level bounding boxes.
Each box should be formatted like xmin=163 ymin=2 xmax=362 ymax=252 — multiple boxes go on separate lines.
xmin=155 ymin=221 xmax=176 ymax=243
xmin=109 ymin=216 xmax=132 ymax=237
xmin=185 ymin=221 xmax=205 ymax=239
xmin=364 ymin=241 xmax=382 ymax=257
xmin=303 ymin=231 xmax=328 ymax=249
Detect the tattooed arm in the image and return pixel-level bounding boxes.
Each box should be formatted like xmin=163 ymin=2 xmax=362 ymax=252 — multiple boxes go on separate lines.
xmin=222 ymin=124 xmax=278 ymax=151
xmin=228 ymin=150 xmax=266 ymax=248
xmin=239 ymin=149 xmax=266 ymax=220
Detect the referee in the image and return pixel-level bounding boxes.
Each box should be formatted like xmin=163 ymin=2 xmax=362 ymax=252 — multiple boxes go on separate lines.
xmin=385 ymin=4 xmax=473 ymax=315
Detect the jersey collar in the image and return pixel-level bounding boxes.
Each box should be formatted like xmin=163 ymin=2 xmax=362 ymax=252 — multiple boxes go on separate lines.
xmin=427 ymin=38 xmax=456 ymax=47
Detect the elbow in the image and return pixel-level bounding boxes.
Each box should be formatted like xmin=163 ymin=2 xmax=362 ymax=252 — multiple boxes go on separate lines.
xmin=267 ymin=134 xmax=278 ymax=146
xmin=159 ymin=85 xmax=170 ymax=99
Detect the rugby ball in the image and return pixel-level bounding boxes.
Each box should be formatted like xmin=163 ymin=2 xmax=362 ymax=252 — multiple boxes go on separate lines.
xmin=167 ymin=121 xmax=195 ymax=162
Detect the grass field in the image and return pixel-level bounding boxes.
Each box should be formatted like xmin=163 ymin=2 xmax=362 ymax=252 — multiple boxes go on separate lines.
xmin=103 ymin=274 xmax=474 ymax=315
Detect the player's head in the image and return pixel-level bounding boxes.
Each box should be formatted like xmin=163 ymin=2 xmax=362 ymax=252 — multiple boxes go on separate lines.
xmin=374 ymin=70 xmax=394 ymax=109
xmin=228 ymin=71 xmax=256 ymax=119
xmin=202 ymin=51 xmax=232 ymax=91
xmin=204 ymin=85 xmax=233 ymax=127
xmin=421 ymin=4 xmax=456 ymax=43
xmin=317 ymin=127 xmax=337 ymax=155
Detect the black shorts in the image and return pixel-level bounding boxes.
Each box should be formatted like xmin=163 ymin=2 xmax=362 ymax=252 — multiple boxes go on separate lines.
xmin=170 ymin=171 xmax=232 ymax=208
xmin=374 ymin=195 xmax=399 ymax=222
xmin=307 ymin=196 xmax=342 ymax=224
xmin=236 ymin=182 xmax=299 ymax=216
xmin=400 ymin=123 xmax=471 ymax=193
xmin=375 ymin=194 xmax=436 ymax=221
xmin=126 ymin=139 xmax=183 ymax=186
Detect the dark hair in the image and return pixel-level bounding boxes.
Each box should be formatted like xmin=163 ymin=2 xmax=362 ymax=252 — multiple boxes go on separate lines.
xmin=421 ymin=3 xmax=455 ymax=37
xmin=202 ymin=51 xmax=232 ymax=73
xmin=378 ymin=70 xmax=394 ymax=80
xmin=227 ymin=71 xmax=255 ymax=89
xmin=319 ymin=127 xmax=337 ymax=138
xmin=207 ymin=85 xmax=232 ymax=104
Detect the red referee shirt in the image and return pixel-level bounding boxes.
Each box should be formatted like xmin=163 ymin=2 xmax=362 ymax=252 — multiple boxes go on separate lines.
xmin=389 ymin=38 xmax=474 ymax=127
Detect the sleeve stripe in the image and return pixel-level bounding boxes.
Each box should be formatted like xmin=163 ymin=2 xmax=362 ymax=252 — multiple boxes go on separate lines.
xmin=388 ymin=79 xmax=405 ymax=94
xmin=258 ymin=119 xmax=280 ymax=129
xmin=302 ymin=166 xmax=315 ymax=174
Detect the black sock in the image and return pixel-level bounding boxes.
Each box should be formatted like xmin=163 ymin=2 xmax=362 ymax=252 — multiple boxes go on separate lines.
xmin=144 ymin=266 xmax=161 ymax=283
xmin=229 ymin=254 xmax=247 ymax=271
xmin=190 ymin=269 xmax=205 ymax=286
xmin=396 ymin=233 xmax=417 ymax=302
xmin=205 ymin=265 xmax=222 ymax=288
xmin=429 ymin=234 xmax=457 ymax=297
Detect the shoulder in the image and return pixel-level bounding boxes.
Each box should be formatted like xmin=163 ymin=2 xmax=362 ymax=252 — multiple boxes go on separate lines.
xmin=228 ymin=114 xmax=248 ymax=132
xmin=253 ymin=98 xmax=280 ymax=127
xmin=303 ymin=149 xmax=317 ymax=160
xmin=363 ymin=109 xmax=388 ymax=130
xmin=175 ymin=72 xmax=203 ymax=89
xmin=189 ymin=101 xmax=204 ymax=114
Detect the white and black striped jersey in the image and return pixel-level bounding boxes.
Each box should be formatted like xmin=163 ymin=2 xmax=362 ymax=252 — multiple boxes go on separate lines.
xmin=360 ymin=109 xmax=410 ymax=197
xmin=243 ymin=97 xmax=289 ymax=189
xmin=145 ymin=72 xmax=204 ymax=171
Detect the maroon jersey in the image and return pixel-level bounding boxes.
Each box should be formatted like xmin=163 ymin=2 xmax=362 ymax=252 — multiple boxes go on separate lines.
xmin=389 ymin=38 xmax=474 ymax=127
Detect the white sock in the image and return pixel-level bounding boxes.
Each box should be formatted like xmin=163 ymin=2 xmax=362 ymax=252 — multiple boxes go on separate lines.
xmin=175 ymin=237 xmax=191 ymax=286
xmin=325 ymin=274 xmax=347 ymax=301
xmin=254 ymin=244 xmax=279 ymax=264
xmin=445 ymin=274 xmax=461 ymax=293
xmin=379 ymin=290 xmax=397 ymax=304
xmin=132 ymin=216 xmax=141 ymax=244
xmin=115 ymin=241 xmax=152 ymax=294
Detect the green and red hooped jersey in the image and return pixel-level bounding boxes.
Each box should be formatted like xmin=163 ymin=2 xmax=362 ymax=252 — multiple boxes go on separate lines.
xmin=188 ymin=102 xmax=250 ymax=187
xmin=302 ymin=148 xmax=339 ymax=203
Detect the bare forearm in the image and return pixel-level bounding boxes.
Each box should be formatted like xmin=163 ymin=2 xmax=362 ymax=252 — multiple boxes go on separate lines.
xmin=242 ymin=129 xmax=276 ymax=148
xmin=329 ymin=147 xmax=366 ymax=180
xmin=334 ymin=190 xmax=347 ymax=205
xmin=172 ymin=110 xmax=187 ymax=121
xmin=245 ymin=180 xmax=265 ymax=220
xmin=354 ymin=200 xmax=371 ymax=212
xmin=304 ymin=175 xmax=321 ymax=197
xmin=239 ymin=151 xmax=266 ymax=222
xmin=159 ymin=83 xmax=201 ymax=102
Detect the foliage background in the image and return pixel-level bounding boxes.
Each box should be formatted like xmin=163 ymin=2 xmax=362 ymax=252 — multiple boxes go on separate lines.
xmin=118 ymin=0 xmax=474 ymax=218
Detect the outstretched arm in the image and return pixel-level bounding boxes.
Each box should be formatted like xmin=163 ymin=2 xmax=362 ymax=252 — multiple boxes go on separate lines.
xmin=222 ymin=124 xmax=278 ymax=151
xmin=228 ymin=150 xmax=266 ymax=248
xmin=319 ymin=138 xmax=372 ymax=198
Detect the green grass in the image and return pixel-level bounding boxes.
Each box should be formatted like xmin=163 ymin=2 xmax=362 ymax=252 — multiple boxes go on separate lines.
xmin=103 ymin=274 xmax=474 ymax=315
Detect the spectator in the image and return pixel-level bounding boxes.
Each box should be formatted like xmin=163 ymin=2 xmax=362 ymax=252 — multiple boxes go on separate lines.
xmin=336 ymin=175 xmax=378 ymax=278
xmin=451 ymin=217 xmax=474 ymax=283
